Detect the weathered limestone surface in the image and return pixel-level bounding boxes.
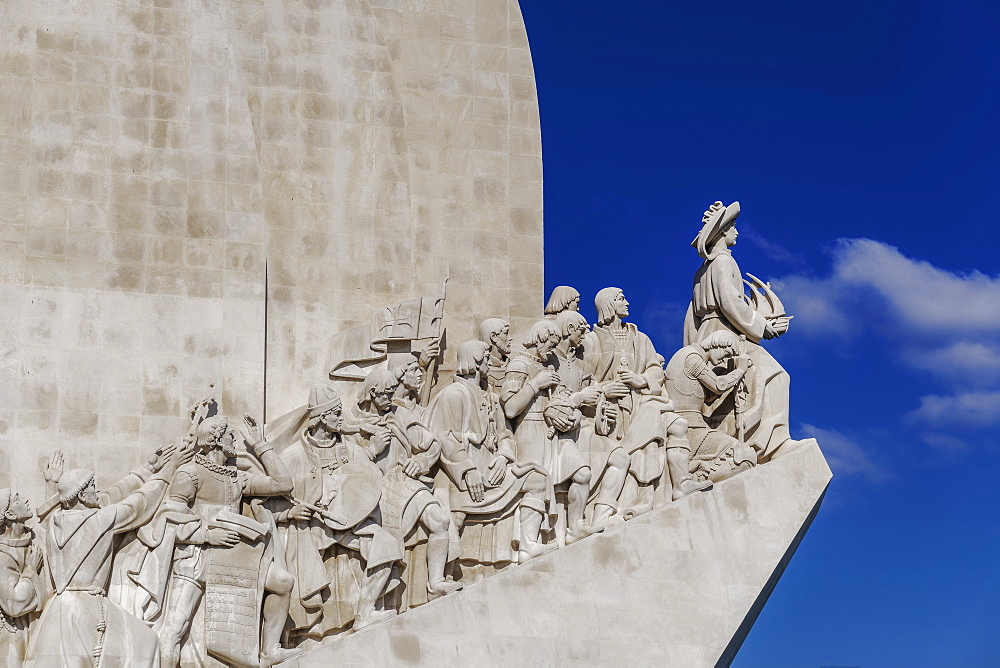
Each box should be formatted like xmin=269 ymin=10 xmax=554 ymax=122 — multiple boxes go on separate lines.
xmin=0 ymin=0 xmax=543 ymax=502
xmin=284 ymin=442 xmax=832 ymax=667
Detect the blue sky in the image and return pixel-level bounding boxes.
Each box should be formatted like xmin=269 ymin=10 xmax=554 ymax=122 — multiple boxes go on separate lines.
xmin=521 ymin=1 xmax=1000 ymax=665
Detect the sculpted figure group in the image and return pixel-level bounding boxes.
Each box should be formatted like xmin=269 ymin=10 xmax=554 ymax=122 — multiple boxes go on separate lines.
xmin=0 ymin=201 xmax=816 ymax=666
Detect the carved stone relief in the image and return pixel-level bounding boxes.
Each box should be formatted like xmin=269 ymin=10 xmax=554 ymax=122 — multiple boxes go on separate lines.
xmin=0 ymin=200 xmax=819 ymax=666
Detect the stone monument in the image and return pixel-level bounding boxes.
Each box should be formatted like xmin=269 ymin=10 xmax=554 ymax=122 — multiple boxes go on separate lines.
xmin=1 ymin=1 xmax=830 ymax=666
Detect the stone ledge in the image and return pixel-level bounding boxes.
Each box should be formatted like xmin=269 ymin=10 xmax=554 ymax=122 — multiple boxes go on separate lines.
xmin=283 ymin=442 xmax=832 ymax=667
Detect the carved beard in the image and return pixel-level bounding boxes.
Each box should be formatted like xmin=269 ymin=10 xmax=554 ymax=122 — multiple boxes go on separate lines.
xmin=221 ymin=439 xmax=238 ymax=459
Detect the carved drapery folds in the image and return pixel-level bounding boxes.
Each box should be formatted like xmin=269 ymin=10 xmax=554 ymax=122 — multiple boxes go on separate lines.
xmin=1 ymin=202 xmax=816 ymax=666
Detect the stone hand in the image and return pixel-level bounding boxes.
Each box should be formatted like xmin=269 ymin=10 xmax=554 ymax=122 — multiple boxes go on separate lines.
xmin=465 ymin=469 xmax=485 ymax=502
xmin=770 ymin=316 xmax=790 ymax=336
xmin=243 ymin=413 xmax=263 ymax=445
xmin=533 ymin=369 xmax=560 ymax=390
xmin=402 ymin=458 xmax=423 ymax=478
xmin=42 ymin=450 xmax=64 ymax=484
xmin=418 ymin=340 xmax=441 ymax=369
xmin=287 ymin=504 xmax=312 ymax=522
xmin=148 ymin=444 xmax=177 ymax=473
xmin=161 ymin=446 xmax=194 ymax=477
xmin=604 ymin=381 xmax=630 ymax=399
xmin=617 ymin=369 xmax=647 ymax=389
xmin=736 ymin=355 xmax=753 ymax=371
xmin=26 ymin=545 xmax=43 ymax=573
xmin=573 ymin=386 xmax=601 ymax=407
xmin=207 ymin=528 xmax=241 ymax=547
xmin=487 ymin=457 xmax=507 ymax=486
xmin=370 ymin=428 xmax=392 ymax=455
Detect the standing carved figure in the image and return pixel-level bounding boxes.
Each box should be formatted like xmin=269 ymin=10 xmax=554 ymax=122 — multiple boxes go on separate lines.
xmin=545 ymin=311 xmax=609 ymax=542
xmin=478 ymin=318 xmax=513 ymax=394
xmin=387 ymin=353 xmax=463 ymax=608
xmin=684 ymin=201 xmax=813 ymax=461
xmin=550 ymin=311 xmax=629 ymax=543
xmin=665 ymin=331 xmax=758 ymax=482
xmin=269 ymin=385 xmax=402 ymax=639
xmin=24 ymin=449 xmax=189 ymax=667
xmin=425 ymin=341 xmax=548 ymax=577
xmin=500 ymin=320 xmax=562 ymax=560
xmin=0 ymin=489 xmax=46 ymax=667
xmin=543 ymin=286 xmax=581 ymax=319
xmin=155 ymin=416 xmax=299 ymax=667
xmin=350 ymin=370 xmax=462 ymax=601
xmin=584 ymin=288 xmax=710 ymax=512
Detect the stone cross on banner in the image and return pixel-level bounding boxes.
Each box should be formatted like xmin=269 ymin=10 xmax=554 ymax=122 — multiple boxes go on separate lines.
xmin=328 ymin=291 xmax=446 ymax=381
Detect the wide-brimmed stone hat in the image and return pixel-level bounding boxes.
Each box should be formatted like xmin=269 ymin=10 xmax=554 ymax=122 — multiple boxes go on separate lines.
xmin=691 ymin=200 xmax=740 ymax=259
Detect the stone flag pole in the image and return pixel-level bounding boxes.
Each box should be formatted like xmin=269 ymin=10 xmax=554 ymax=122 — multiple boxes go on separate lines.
xmin=0 ymin=1 xmax=830 ymax=666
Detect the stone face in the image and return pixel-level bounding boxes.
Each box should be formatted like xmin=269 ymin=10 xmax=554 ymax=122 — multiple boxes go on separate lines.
xmin=0 ymin=0 xmax=544 ymax=503
xmin=284 ymin=442 xmax=832 ymax=667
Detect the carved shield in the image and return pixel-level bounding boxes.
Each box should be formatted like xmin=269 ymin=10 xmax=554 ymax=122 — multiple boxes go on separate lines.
xmin=319 ymin=461 xmax=383 ymax=530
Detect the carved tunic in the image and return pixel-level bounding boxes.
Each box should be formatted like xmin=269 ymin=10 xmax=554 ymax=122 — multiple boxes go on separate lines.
xmin=501 ymin=354 xmax=552 ymax=468
xmin=426 ymin=376 xmax=533 ymax=566
xmin=167 ymin=459 xmax=287 ymax=585
xmin=427 ymin=376 xmax=530 ymax=516
xmin=665 ymin=345 xmax=756 ymax=482
xmin=545 ymin=348 xmax=591 ymax=485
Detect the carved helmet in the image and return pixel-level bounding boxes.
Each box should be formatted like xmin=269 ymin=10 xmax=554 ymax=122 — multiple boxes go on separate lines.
xmin=691 ymin=201 xmax=740 ymax=260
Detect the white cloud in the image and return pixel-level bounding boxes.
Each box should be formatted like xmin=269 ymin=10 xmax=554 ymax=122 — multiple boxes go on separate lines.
xmin=775 ymin=238 xmax=1000 ymax=337
xmin=906 ymin=391 xmax=1000 ymax=429
xmin=800 ymin=424 xmax=887 ymax=482
xmin=920 ymin=432 xmax=971 ymax=453
xmin=905 ymin=341 xmax=1000 ymax=385
xmin=832 ymin=240 xmax=1000 ymax=332
xmin=775 ymin=240 xmax=1000 ymax=430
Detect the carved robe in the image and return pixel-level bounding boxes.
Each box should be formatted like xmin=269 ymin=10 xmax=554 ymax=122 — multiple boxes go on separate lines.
xmin=583 ymin=324 xmax=677 ymax=484
xmin=426 ymin=376 xmax=536 ymax=568
xmin=684 ymin=248 xmax=792 ymax=460
xmin=276 ymin=432 xmax=402 ymax=636
xmin=24 ymin=477 xmax=169 ymax=667
xmin=0 ymin=533 xmax=46 ymax=667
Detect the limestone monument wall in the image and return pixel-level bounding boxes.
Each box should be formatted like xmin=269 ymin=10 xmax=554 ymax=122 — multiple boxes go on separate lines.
xmin=0 ymin=0 xmax=544 ymax=501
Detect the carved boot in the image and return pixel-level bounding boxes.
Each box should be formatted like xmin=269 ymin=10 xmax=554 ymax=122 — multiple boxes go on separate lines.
xmin=517 ymin=507 xmax=554 ymax=562
xmin=427 ymin=579 xmax=463 ymax=599
xmin=426 ymin=536 xmax=463 ymax=599
xmin=260 ymin=645 xmax=302 ymax=667
xmin=671 ymin=476 xmax=712 ymax=501
xmin=587 ymin=502 xmax=618 ymax=532
xmin=565 ymin=523 xmax=603 ymax=544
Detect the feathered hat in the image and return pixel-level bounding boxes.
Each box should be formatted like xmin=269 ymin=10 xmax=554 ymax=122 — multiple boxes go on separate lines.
xmin=691 ymin=200 xmax=740 ymax=260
